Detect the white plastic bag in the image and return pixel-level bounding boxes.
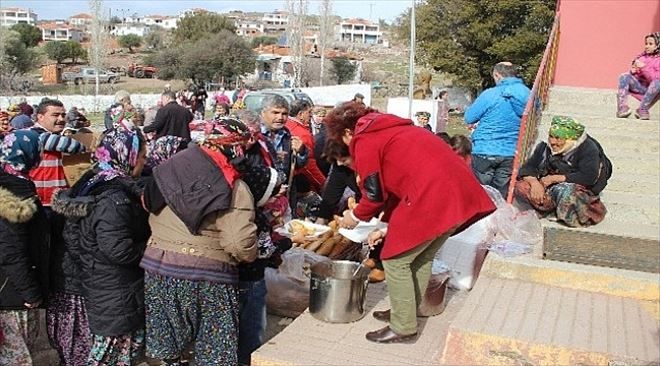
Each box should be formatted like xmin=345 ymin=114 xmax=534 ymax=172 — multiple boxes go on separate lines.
xmin=265 ymin=247 xmax=327 ymax=318
xmin=338 ymin=218 xmax=388 ymax=243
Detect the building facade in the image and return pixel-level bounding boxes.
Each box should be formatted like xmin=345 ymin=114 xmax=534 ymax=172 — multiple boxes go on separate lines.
xmin=0 ymin=7 xmax=37 ymax=27
xmin=110 ymin=24 xmax=150 ymax=37
xmin=40 ymin=22 xmax=84 ymax=42
xmin=337 ymin=18 xmax=381 ymax=44
xmin=69 ymin=13 xmax=93 ymax=27
xmin=262 ymin=10 xmax=289 ymax=34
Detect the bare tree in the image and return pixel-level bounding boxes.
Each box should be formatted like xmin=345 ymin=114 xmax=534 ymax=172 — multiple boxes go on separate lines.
xmin=286 ymin=0 xmax=308 ymax=88
xmin=89 ymin=0 xmax=107 ymax=101
xmin=318 ymin=0 xmax=333 ymax=86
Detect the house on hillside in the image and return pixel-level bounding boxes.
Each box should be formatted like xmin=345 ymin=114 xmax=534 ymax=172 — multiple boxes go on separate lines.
xmin=143 ymin=15 xmax=178 ymax=30
xmin=69 ymin=13 xmax=93 ymax=27
xmin=262 ymin=10 xmax=289 ymax=34
xmin=0 ymin=7 xmax=37 ymax=27
xmin=110 ymin=23 xmax=150 ymax=37
xmin=337 ymin=18 xmax=382 ymax=44
xmin=39 ymin=22 xmax=84 ymax=42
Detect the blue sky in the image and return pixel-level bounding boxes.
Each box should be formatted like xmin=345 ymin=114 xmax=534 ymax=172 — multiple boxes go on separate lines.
xmin=5 ymin=0 xmax=411 ymax=22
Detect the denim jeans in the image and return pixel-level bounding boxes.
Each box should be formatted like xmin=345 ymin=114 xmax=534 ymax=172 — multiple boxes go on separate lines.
xmin=238 ymin=279 xmax=267 ymax=366
xmin=471 ymin=154 xmax=514 ymax=199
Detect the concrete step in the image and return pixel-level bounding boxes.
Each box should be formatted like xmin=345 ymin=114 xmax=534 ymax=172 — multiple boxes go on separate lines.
xmin=605 ymin=173 xmax=660 ymax=194
xmin=548 ymin=86 xmax=660 ymax=112
xmin=538 ymin=113 xmax=660 ymax=134
xmin=441 ymin=277 xmax=660 ymax=366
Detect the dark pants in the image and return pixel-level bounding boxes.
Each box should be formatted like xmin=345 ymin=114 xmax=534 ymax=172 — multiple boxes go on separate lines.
xmin=471 ymin=154 xmax=514 ymax=199
xmin=238 ymin=279 xmax=267 ymax=366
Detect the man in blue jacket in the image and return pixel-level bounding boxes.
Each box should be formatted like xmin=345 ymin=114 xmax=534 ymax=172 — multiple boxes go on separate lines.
xmin=464 ymin=62 xmax=530 ymax=198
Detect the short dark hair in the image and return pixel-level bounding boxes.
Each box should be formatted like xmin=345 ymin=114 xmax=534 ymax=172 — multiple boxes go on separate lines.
xmin=289 ymin=99 xmax=312 ymax=117
xmin=450 ymin=134 xmax=472 ymax=157
xmin=493 ymin=62 xmax=517 ymax=78
xmin=353 ymin=93 xmax=364 ymax=100
xmin=435 ymin=132 xmax=450 ymax=143
xmin=37 ymin=99 xmax=64 ymax=115
xmin=323 ymin=139 xmax=350 ymax=163
xmin=437 ymin=90 xmax=448 ymax=99
xmin=162 ymin=91 xmax=176 ymax=100
xmin=216 ymin=103 xmax=230 ymax=115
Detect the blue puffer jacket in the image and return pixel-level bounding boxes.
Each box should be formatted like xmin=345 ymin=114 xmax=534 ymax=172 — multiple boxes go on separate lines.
xmin=464 ymin=77 xmax=531 ymax=157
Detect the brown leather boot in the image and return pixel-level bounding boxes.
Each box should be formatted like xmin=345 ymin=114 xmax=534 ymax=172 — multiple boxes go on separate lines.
xmin=368 ymin=268 xmax=385 ymax=283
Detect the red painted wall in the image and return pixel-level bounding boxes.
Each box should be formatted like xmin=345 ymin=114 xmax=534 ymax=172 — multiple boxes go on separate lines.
xmin=554 ymin=0 xmax=660 ymax=89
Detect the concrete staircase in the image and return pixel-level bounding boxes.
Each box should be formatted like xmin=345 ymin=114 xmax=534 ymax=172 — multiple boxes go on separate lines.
xmin=441 ymin=86 xmax=660 ymax=365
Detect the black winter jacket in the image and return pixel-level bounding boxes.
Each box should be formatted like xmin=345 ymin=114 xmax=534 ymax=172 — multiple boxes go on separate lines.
xmin=143 ymin=101 xmax=193 ymax=141
xmin=518 ymin=135 xmax=608 ymax=195
xmin=52 ymin=177 xmax=150 ymax=337
xmin=0 ymin=173 xmax=50 ymax=310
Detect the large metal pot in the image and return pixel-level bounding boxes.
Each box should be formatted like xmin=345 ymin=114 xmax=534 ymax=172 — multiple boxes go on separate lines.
xmin=309 ymin=260 xmax=370 ymax=323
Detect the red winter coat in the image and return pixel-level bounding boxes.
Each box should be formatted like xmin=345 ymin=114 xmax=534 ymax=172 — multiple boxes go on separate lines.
xmin=285 ymin=118 xmax=327 ymax=191
xmin=350 ymin=113 xmax=496 ymax=259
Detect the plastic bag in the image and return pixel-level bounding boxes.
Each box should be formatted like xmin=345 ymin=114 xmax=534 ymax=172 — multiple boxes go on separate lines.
xmin=492 ymin=208 xmax=542 ymax=246
xmin=265 ymin=247 xmax=327 ymax=318
xmin=338 ymin=218 xmax=388 ymax=243
xmin=488 ymin=240 xmax=531 ymax=257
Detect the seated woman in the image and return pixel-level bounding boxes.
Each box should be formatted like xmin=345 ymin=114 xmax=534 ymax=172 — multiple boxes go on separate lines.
xmin=617 ymin=32 xmax=659 ymax=120
xmin=514 ymin=116 xmax=610 ymax=227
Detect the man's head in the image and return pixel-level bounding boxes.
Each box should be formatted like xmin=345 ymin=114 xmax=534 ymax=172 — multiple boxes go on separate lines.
xmin=492 ymin=62 xmax=517 ymax=83
xmin=36 ymin=99 xmax=66 ymax=133
xmin=289 ymin=99 xmax=312 ymax=124
xmin=161 ymin=91 xmax=176 ymax=105
xmin=260 ymin=94 xmax=289 ymax=131
xmin=353 ymin=93 xmax=365 ymax=104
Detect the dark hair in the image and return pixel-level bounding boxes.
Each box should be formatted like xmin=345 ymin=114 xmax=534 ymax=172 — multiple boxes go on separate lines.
xmin=437 ymin=90 xmax=448 ymax=99
xmin=450 ymin=134 xmax=472 ymax=157
xmin=324 ymin=101 xmax=377 ymax=143
xmin=435 ymin=132 xmax=450 ymax=144
xmin=162 ymin=91 xmax=176 ymax=100
xmin=493 ymin=62 xmax=517 ymax=78
xmin=323 ymin=139 xmax=350 ymax=163
xmin=289 ymin=99 xmax=312 ymax=117
xmin=353 ymin=93 xmax=364 ymax=101
xmin=37 ymin=99 xmax=64 ymax=115
xmin=216 ymin=103 xmax=230 ymax=115
xmin=261 ymin=94 xmax=289 ymax=112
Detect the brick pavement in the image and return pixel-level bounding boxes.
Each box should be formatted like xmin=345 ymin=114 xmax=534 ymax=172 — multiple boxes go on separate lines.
xmin=253 ymin=282 xmax=468 ymax=366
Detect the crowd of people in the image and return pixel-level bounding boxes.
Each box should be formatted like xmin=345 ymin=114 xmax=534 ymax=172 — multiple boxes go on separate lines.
xmin=0 ymin=58 xmax=622 ymax=364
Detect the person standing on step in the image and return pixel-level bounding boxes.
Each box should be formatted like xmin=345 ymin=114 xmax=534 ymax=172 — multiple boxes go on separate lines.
xmin=464 ymin=62 xmax=531 ymax=199
xmin=616 ymin=32 xmax=660 ymax=120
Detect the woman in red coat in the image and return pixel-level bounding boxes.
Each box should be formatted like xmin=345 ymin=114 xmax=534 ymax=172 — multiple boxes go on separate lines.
xmin=327 ymin=102 xmax=495 ymax=343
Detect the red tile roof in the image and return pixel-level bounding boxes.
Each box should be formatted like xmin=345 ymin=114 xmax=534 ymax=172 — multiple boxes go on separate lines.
xmin=70 ymin=13 xmax=93 ymax=19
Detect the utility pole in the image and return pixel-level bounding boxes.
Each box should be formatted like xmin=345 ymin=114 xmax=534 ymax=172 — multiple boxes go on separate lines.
xmin=407 ymin=0 xmax=416 ymax=118
xmin=318 ymin=0 xmax=333 ymax=87
xmin=89 ymin=0 xmax=106 ymax=104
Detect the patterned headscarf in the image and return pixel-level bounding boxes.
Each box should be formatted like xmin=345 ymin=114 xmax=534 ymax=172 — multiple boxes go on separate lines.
xmin=6 ymin=104 xmax=20 ymax=119
xmin=109 ymin=104 xmax=136 ymax=130
xmin=197 ymin=117 xmax=251 ymax=160
xmin=549 ymin=116 xmax=585 ymax=140
xmin=0 ymin=129 xmax=42 ymax=176
xmin=646 ymin=32 xmax=660 ymax=55
xmin=81 ymin=125 xmax=144 ymax=195
xmin=415 ymin=111 xmax=431 ymax=118
xmin=145 ymin=135 xmax=185 ymax=170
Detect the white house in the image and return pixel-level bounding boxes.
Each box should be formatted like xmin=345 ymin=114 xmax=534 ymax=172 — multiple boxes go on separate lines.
xmin=336 ymin=18 xmax=382 ymax=44
xmin=162 ymin=17 xmax=178 ymax=30
xmin=110 ymin=23 xmax=150 ymax=37
xmin=262 ymin=10 xmax=288 ymax=34
xmin=236 ymin=19 xmax=264 ymax=37
xmin=143 ymin=15 xmax=177 ymax=30
xmin=0 ymin=7 xmax=37 ymax=27
xmin=40 ymin=22 xmax=84 ymax=42
xmin=69 ymin=13 xmax=93 ymax=27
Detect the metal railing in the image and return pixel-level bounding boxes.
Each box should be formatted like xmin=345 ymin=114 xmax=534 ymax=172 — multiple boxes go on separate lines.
xmin=506 ymin=13 xmax=561 ymax=203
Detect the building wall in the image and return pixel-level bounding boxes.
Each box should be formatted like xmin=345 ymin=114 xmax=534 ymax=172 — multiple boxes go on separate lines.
xmin=554 ymin=0 xmax=660 ymax=89
xmin=0 ymin=9 xmax=38 ymax=26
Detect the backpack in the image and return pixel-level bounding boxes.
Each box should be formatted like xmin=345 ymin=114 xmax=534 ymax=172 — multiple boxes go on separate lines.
xmin=588 ymin=135 xmax=612 ymax=194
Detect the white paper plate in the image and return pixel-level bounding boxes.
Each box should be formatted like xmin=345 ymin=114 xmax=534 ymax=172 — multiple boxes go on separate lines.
xmin=275 ymin=219 xmax=331 ymax=238
xmin=338 ymin=218 xmax=388 ymax=243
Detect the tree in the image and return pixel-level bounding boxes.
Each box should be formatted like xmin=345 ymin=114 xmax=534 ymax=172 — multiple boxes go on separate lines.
xmin=331 ymin=57 xmax=357 ymax=84
xmin=395 ymin=0 xmax=556 ymax=93
xmin=10 ymin=23 xmax=42 ymax=47
xmin=43 ymin=41 xmax=71 ymax=64
xmin=118 ymin=34 xmax=142 ymax=53
xmin=66 ymin=40 xmax=86 ymax=63
xmin=144 ymin=31 xmax=165 ymax=49
xmin=148 ymin=30 xmax=255 ymax=84
xmin=172 ymin=12 xmax=236 ymax=44
xmin=0 ymin=30 xmax=40 ymax=75
xmin=251 ymin=36 xmax=278 ymax=48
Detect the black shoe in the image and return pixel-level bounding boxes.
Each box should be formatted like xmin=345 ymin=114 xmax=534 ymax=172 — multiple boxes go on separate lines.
xmin=365 ymin=326 xmax=417 ymax=343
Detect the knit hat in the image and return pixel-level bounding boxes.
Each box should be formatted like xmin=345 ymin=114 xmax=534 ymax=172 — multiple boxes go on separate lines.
xmin=415 ymin=111 xmax=431 ymax=119
xmin=549 ymin=116 xmax=585 ymax=140
xmin=0 ymin=129 xmax=42 ymax=174
xmin=241 ymin=164 xmax=286 ymax=207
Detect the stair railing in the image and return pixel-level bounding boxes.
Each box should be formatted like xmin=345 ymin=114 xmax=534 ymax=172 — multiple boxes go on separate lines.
xmin=506 ymin=12 xmax=561 ymax=203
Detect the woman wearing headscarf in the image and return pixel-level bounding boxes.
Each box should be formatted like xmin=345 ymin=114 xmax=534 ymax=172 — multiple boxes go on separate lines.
xmin=0 ymin=111 xmax=14 ymax=141
xmin=0 ymin=130 xmax=49 ymax=365
xmin=515 ymin=116 xmax=610 ymax=227
xmin=616 ymin=32 xmax=659 ymax=120
xmin=51 ymin=114 xmax=150 ymax=366
xmin=140 ymin=118 xmax=257 ymax=366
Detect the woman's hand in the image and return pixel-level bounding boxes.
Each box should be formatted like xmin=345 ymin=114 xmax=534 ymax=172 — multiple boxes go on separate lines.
xmin=540 ymin=174 xmax=565 ymax=188
xmin=633 ymin=59 xmax=645 ymax=69
xmin=367 ymin=230 xmax=385 ymax=248
xmin=339 ymin=209 xmax=358 ymax=229
xmin=525 ymin=177 xmax=546 ymax=205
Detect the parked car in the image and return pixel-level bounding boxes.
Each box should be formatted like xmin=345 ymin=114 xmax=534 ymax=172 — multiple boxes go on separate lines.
xmin=62 ymin=67 xmax=121 ymax=85
xmin=127 ymin=64 xmax=158 ymax=78
xmin=243 ymin=89 xmax=314 ymax=112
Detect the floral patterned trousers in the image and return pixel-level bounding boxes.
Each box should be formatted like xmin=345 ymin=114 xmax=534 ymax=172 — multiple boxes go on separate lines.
xmin=617 ymin=73 xmax=660 ymax=112
xmin=0 ymin=309 xmax=39 ymax=366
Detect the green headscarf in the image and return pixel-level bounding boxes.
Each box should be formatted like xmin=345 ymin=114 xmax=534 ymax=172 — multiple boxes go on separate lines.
xmin=549 ymin=116 xmax=585 ymax=140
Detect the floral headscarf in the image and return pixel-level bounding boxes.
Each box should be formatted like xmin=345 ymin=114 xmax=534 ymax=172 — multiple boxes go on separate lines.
xmin=549 ymin=116 xmax=585 ymax=140
xmin=0 ymin=129 xmax=42 ymax=177
xmin=80 ymin=125 xmax=144 ymax=195
xmin=197 ymin=117 xmax=251 ymax=160
xmin=145 ymin=135 xmax=185 ymax=171
xmin=109 ymin=104 xmax=136 ymax=130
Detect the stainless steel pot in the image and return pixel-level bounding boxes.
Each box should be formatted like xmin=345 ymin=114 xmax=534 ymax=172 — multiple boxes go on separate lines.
xmin=309 ymin=260 xmax=370 ymax=323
